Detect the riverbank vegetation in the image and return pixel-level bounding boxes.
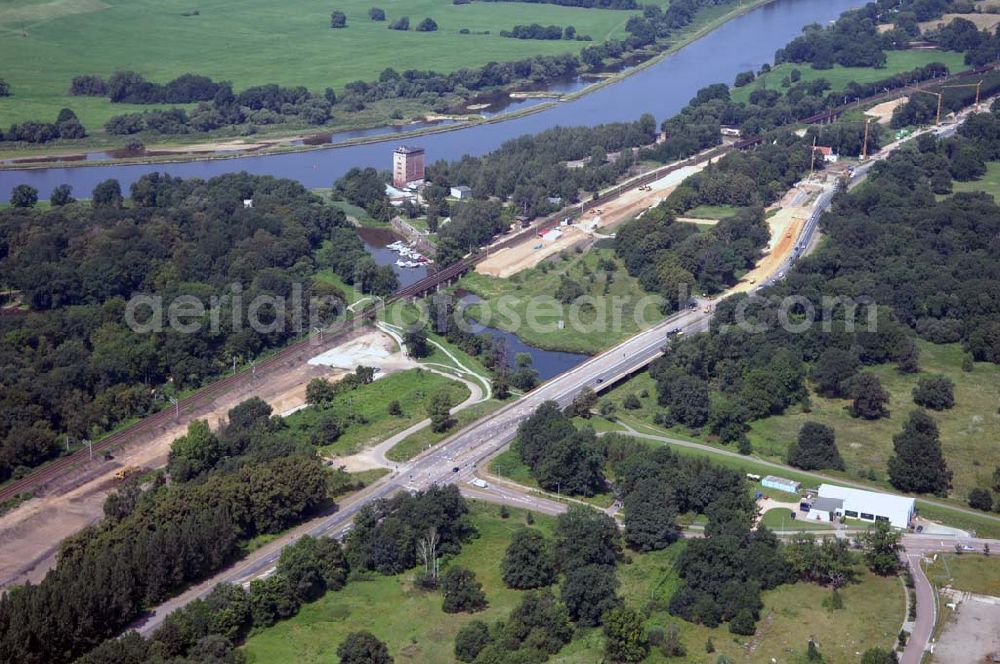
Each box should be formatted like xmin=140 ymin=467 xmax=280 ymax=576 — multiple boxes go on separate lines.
xmin=459 ymin=246 xmax=663 ymax=353
xmin=0 ymin=0 xmax=735 ymax=151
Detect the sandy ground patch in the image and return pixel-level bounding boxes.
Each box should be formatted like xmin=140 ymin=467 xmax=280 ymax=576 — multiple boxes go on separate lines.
xmin=0 ymin=328 xmax=406 ymax=590
xmin=675 ymin=216 xmax=720 ymax=225
xmin=932 ymin=591 xmax=1000 ymax=663
xmin=920 ymin=13 xmax=1000 ymax=33
xmin=476 ymin=161 xmax=711 ymax=278
xmin=155 ymin=140 xmax=272 ymax=154
xmin=476 ymin=226 xmax=592 ymax=278
xmin=867 ymin=97 xmax=909 ymax=125
xmin=309 ymin=331 xmax=406 ymax=370
xmin=732 ymin=186 xmax=818 ymax=293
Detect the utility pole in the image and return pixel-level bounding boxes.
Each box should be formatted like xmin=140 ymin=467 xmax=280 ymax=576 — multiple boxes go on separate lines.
xmin=168 ymin=396 xmax=179 ymax=419
xmin=809 ymin=135 xmax=817 ymax=179
xmin=84 ymin=439 xmax=93 ymax=461
xmin=861 ymin=119 xmax=869 ymax=159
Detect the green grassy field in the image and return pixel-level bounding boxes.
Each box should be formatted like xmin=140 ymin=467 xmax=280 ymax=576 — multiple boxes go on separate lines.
xmin=748 ymin=342 xmax=1000 ymax=501
xmin=242 ymin=502 xmax=556 ymax=664
xmin=0 ymin=0 xmax=650 ymax=130
xmin=758 ymin=507 xmax=831 ymax=532
xmin=732 ymin=50 xmax=969 ymax=104
xmin=683 ymin=203 xmax=744 ymax=219
xmin=385 ymin=398 xmax=505 ymax=462
xmin=242 ymin=502 xmax=903 ymax=663
xmin=951 ymin=160 xmax=1000 ymax=198
xmin=926 ymin=553 xmax=1000 ymax=596
xmin=459 ymin=247 xmax=662 ymax=354
xmin=598 ymin=341 xmax=1000 ymax=501
xmin=286 ymin=368 xmax=469 ymax=455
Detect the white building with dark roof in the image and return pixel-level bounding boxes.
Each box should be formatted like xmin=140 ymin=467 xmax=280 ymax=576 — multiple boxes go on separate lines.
xmin=817 ymin=484 xmax=915 ymax=529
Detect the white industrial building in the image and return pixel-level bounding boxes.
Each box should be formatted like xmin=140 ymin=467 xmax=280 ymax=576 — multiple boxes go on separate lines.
xmin=814 ymin=484 xmax=915 ymax=529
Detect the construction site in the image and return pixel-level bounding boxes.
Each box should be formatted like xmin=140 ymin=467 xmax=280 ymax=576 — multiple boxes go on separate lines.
xmin=0 ymin=328 xmax=408 ymax=589
xmin=476 ymin=161 xmax=712 ymax=278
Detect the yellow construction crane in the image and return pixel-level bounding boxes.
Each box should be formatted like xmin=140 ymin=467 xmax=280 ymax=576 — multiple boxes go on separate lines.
xmin=913 ymin=89 xmax=944 ymax=125
xmin=941 ymin=79 xmax=984 ymax=111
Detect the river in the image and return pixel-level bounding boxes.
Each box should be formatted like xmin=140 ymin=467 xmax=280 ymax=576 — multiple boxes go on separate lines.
xmin=0 ymin=0 xmax=861 ymax=200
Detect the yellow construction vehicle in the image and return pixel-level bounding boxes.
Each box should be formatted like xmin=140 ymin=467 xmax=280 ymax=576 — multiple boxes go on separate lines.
xmin=114 ymin=466 xmax=140 ymax=481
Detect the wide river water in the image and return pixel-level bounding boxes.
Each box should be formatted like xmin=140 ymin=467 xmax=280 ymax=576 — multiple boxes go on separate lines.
xmin=0 ymin=0 xmax=861 ymax=200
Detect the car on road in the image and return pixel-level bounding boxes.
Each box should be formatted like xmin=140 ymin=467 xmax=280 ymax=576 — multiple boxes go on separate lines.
xmin=469 ymin=478 xmax=488 ymax=489
xmin=452 ymin=466 xmax=459 ymax=473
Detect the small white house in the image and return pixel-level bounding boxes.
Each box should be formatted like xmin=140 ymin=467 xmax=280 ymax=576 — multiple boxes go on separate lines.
xmin=817 ymin=484 xmax=915 ymax=529
xmin=450 ymin=185 xmax=472 ymax=200
xmin=805 ymin=496 xmax=843 ymax=523
xmin=816 ymin=146 xmax=839 ymax=163
xmin=243 ymin=198 xmax=253 ymax=209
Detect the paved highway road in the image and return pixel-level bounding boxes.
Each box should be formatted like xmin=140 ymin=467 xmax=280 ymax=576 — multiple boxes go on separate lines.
xmin=134 ymin=106 xmax=993 ymax=636
xmin=132 ymin=144 xmax=841 ymax=635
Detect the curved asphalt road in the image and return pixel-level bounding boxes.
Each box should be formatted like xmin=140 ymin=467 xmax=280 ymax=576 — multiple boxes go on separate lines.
xmin=134 ymin=106 xmax=989 ymax=637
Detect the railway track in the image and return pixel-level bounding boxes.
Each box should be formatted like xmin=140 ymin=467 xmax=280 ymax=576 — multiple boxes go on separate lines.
xmin=3 ymin=62 xmax=995 ymax=505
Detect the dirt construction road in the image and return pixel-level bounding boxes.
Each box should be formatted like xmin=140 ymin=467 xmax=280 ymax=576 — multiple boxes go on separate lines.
xmin=0 ymin=328 xmax=403 ymax=589
xmin=476 ymin=160 xmax=711 ymax=277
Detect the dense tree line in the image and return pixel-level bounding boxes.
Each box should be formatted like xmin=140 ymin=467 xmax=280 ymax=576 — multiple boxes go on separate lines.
xmin=0 ymin=450 xmax=332 ymax=664
xmin=103 ymin=82 xmax=332 ymax=135
xmin=775 ymin=0 xmax=955 ymax=70
xmin=513 ymin=401 xmax=606 ymax=496
xmin=615 ymin=204 xmax=770 ymax=309
xmin=340 ymin=54 xmax=580 ymax=110
xmin=344 ymin=485 xmax=474 ymax=574
xmin=480 ymin=0 xmax=637 ymax=8
xmin=0 ymin=172 xmax=366 ymax=482
xmin=500 ymin=24 xmax=589 ymax=40
xmin=1 ymin=107 xmax=86 ymax=144
xmin=71 ymin=71 xmax=225 ymax=104
xmin=78 ymin=533 xmax=348 ymax=663
xmin=614 ymin=110 xmax=1000 ymax=492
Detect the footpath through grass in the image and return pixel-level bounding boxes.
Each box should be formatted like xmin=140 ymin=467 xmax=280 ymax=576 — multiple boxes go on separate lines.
xmin=460 ymin=247 xmax=663 ymax=354
xmin=286 ymin=368 xmax=469 ymax=456
xmin=598 ymin=342 xmax=1000 ymax=506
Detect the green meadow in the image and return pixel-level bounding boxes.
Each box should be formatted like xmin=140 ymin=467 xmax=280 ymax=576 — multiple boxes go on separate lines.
xmin=242 ymin=502 xmax=903 ymax=663
xmin=731 ymin=50 xmax=968 ymax=104
xmin=0 ymin=0 xmax=646 ymax=129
